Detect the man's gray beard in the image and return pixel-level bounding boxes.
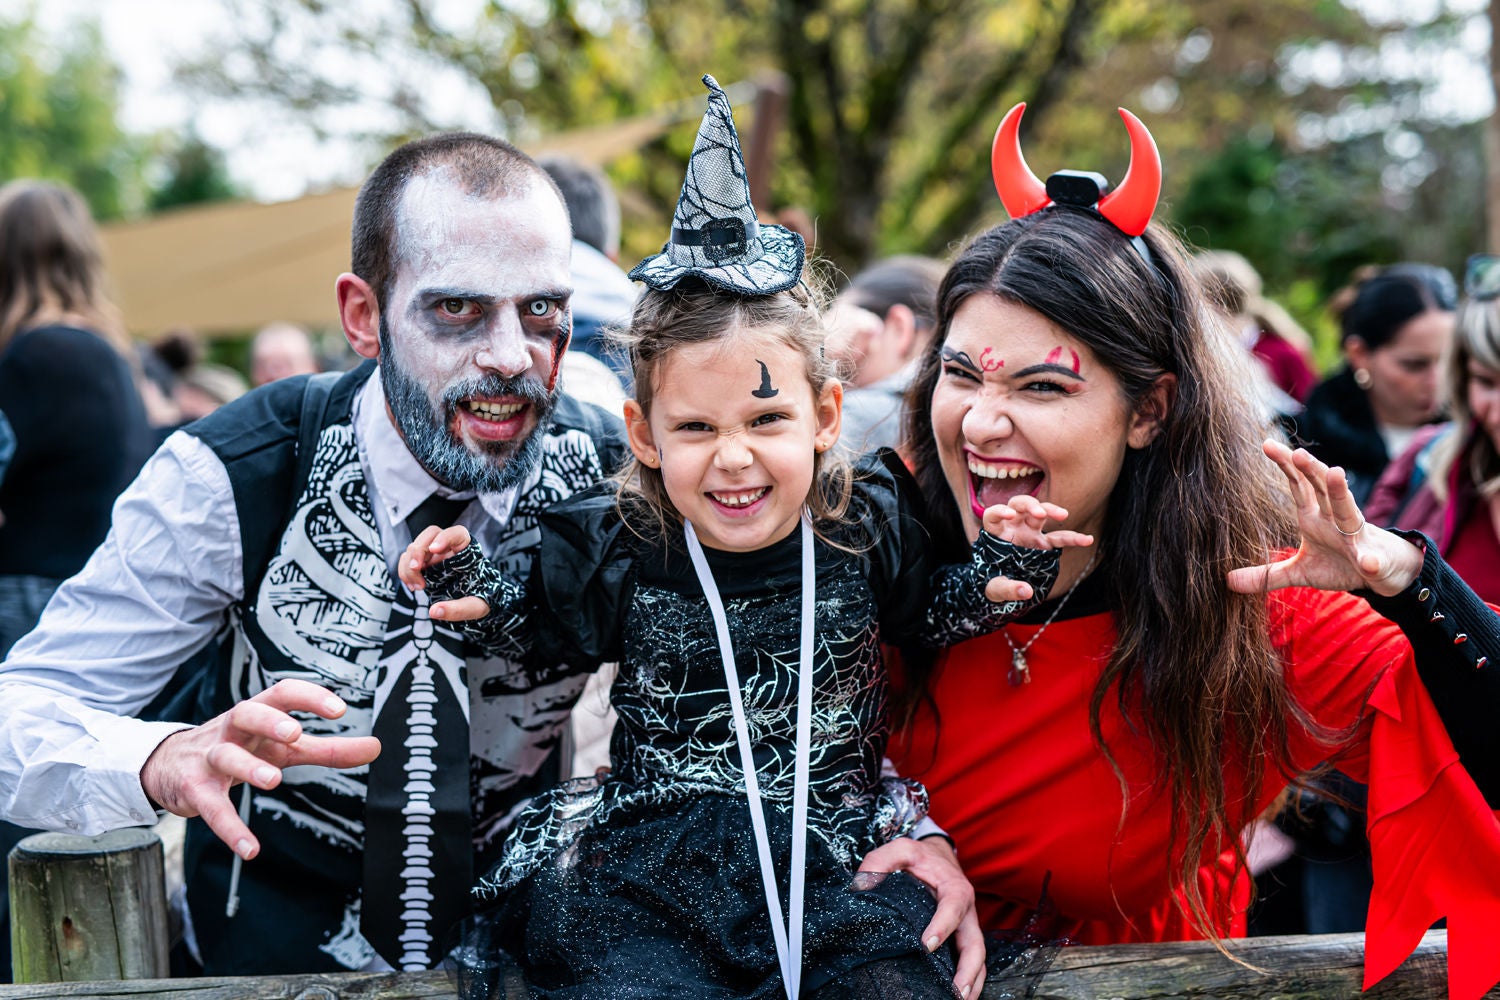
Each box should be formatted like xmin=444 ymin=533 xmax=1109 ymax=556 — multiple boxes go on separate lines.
xmin=379 ymin=318 xmax=556 ymax=493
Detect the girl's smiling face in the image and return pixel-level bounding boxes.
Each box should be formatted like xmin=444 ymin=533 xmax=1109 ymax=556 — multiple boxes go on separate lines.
xmin=624 ymin=326 xmax=841 ymax=553
xmin=930 ymin=293 xmax=1163 ymax=545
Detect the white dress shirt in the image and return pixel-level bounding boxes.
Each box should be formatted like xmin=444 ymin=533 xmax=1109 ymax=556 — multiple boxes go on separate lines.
xmin=0 ymin=368 xmax=516 ymax=834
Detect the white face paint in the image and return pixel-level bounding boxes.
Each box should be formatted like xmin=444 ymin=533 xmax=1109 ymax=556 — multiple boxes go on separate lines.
xmin=379 ymin=168 xmax=574 ymax=491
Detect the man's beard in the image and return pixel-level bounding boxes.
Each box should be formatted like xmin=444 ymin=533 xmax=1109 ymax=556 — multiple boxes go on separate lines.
xmin=379 ymin=317 xmax=557 ymax=493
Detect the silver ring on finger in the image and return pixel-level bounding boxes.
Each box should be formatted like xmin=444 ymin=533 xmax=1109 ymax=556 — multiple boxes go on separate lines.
xmin=1334 ymin=517 xmax=1365 ymax=537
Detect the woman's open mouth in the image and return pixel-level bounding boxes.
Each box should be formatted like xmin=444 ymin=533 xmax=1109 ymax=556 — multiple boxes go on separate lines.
xmin=967 ymin=455 xmax=1043 ymax=518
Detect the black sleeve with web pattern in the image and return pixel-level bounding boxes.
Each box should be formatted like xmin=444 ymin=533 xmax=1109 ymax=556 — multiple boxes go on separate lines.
xmin=423 ymin=539 xmax=536 ymax=666
xmin=918 ymin=530 xmax=1060 ymax=648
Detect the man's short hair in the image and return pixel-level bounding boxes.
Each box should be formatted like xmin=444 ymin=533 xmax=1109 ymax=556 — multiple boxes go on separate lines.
xmin=538 ymin=156 xmax=620 ymax=258
xmin=352 ymin=132 xmax=564 ymax=311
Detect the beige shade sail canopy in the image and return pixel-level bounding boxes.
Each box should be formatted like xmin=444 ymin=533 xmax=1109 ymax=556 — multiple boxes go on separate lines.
xmin=100 ymin=112 xmax=689 ymax=338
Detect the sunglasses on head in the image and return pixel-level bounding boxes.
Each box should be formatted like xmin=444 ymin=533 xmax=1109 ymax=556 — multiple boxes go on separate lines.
xmin=1465 ymin=254 xmax=1500 ymax=301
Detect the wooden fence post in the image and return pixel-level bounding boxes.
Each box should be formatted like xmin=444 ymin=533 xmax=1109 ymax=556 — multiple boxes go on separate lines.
xmin=8 ymin=829 xmax=170 ymax=984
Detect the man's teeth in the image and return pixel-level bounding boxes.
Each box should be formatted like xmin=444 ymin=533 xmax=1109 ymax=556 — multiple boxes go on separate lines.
xmin=711 ymin=487 xmax=769 ymax=508
xmin=967 ymin=459 xmax=1040 ymax=480
xmin=464 ymin=400 xmax=525 ymax=422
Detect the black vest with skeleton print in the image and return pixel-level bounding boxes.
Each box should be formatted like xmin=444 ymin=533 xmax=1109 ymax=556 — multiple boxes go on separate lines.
xmin=178 ymin=361 xmax=629 ymax=974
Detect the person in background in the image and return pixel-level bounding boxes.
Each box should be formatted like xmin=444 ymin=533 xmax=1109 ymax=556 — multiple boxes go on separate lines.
xmin=538 ymin=155 xmax=637 ymax=382
xmin=0 ymin=178 xmax=156 ymax=983
xmin=0 ymin=409 xmax=13 ymax=495
xmin=148 ymin=327 xmax=249 ymax=422
xmin=1367 ymin=253 xmax=1500 ymax=604
xmin=1191 ymin=249 xmax=1318 ymax=408
xmin=826 ymin=255 xmax=946 ymax=454
xmin=136 ymin=343 xmax=184 ymax=438
xmin=175 ymin=362 xmax=248 ymax=421
xmin=250 ymin=321 xmax=321 ymax=387
xmin=1299 ymin=265 xmax=1455 ymax=504
xmin=0 ymin=180 xmax=155 ymax=656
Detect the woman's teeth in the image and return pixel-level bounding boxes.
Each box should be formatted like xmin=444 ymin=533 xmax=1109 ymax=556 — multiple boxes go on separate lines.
xmin=967 ymin=460 xmax=1040 ymax=480
xmin=465 ymin=400 xmax=524 ymax=422
xmin=711 ymin=487 xmax=768 ymax=508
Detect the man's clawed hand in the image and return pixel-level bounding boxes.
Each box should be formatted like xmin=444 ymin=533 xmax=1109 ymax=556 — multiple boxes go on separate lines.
xmin=140 ymin=678 xmax=380 ymax=859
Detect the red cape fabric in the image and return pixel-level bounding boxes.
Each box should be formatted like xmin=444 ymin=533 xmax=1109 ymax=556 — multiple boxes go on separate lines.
xmin=889 ymin=584 xmax=1500 ymax=999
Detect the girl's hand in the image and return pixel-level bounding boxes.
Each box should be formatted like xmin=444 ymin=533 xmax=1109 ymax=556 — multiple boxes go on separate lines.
xmin=398 ymin=525 xmax=491 ymax=621
xmin=1226 ymin=439 xmax=1423 ymax=597
xmin=981 ymin=495 xmax=1094 ymax=550
xmin=981 ymin=496 xmax=1094 ymax=604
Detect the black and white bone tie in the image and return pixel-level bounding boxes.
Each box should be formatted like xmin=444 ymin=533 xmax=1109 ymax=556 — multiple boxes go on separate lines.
xmin=361 ymin=493 xmax=474 ymax=969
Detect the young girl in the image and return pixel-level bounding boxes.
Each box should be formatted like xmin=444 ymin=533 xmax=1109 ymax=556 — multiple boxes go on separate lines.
xmin=400 ymin=77 xmax=1085 ymax=1000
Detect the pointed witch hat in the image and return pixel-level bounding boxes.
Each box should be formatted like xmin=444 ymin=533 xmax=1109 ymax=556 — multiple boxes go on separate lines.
xmin=629 ymin=75 xmax=805 ymax=295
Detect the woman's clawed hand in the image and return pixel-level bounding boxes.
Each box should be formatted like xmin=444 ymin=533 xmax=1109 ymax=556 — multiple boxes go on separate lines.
xmin=1226 ymin=439 xmax=1424 ymax=597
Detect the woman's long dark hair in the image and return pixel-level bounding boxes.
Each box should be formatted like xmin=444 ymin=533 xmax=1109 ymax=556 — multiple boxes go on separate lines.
xmin=0 ymin=180 xmax=127 ymax=356
xmin=903 ymin=207 xmax=1331 ymax=938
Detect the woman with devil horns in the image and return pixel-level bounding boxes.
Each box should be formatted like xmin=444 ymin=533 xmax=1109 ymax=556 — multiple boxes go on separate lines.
xmin=885 ymin=104 xmax=1500 ymax=999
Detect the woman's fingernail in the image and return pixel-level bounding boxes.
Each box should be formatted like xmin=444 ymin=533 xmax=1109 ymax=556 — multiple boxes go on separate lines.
xmin=963 ymin=986 xmax=972 ymax=998
xmin=254 ymin=765 xmax=276 ymax=785
xmin=273 ymin=720 xmax=297 ymax=740
xmin=324 ymin=697 xmax=345 ymax=715
xmin=925 ymin=935 xmax=940 ymax=952
xmin=235 ymin=839 xmax=253 ymax=859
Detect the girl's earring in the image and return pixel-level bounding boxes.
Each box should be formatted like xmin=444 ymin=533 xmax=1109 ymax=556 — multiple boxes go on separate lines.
xmin=1354 ymin=368 xmax=1373 ymax=390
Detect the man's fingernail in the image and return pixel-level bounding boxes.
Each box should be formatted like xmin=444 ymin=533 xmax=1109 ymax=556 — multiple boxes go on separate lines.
xmin=254 ymin=765 xmax=276 ymax=785
xmin=235 ymin=839 xmax=253 ymax=859
xmin=963 ymin=986 xmax=972 ymax=998
xmin=274 ymin=720 xmax=297 ymax=740
xmin=925 ymin=935 xmax=940 ymax=952
xmin=324 ymin=697 xmax=345 ymax=715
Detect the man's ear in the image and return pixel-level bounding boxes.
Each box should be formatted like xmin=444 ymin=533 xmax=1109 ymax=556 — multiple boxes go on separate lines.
xmin=337 ymin=273 xmax=381 ymax=360
xmin=884 ymin=304 xmax=920 ymax=363
xmin=814 ymin=380 xmax=843 ymax=454
xmin=624 ymin=400 xmax=659 ymax=467
xmin=1127 ymin=373 xmax=1176 ymax=449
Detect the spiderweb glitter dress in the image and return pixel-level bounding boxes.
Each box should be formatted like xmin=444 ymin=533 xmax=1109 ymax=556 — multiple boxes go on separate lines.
xmin=425 ymin=452 xmax=1057 ymax=999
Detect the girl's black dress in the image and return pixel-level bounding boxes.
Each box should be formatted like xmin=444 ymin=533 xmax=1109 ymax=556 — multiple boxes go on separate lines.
xmin=425 ymin=452 xmax=1056 ymax=999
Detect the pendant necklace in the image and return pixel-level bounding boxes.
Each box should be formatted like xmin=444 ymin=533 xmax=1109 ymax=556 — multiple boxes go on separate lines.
xmin=1004 ymin=549 xmax=1098 ymax=686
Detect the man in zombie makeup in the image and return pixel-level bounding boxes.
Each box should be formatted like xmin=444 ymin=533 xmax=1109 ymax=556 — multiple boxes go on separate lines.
xmin=0 ymin=133 xmax=628 ymax=975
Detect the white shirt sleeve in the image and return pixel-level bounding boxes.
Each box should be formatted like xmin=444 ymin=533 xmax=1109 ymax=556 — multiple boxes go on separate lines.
xmin=0 ymin=431 xmax=244 ymax=833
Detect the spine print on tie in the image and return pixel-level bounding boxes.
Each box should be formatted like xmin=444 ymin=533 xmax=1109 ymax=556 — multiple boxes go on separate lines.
xmin=397 ymin=593 xmax=441 ymax=970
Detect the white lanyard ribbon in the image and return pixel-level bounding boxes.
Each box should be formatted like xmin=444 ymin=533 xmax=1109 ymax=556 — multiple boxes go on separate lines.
xmin=684 ymin=513 xmax=814 ymax=1000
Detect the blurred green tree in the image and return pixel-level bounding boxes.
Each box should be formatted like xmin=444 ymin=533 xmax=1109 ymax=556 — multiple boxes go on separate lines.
xmin=177 ymin=0 xmax=1482 ymax=285
xmin=149 ymin=133 xmax=241 ymax=212
xmin=0 ymin=15 xmax=147 ymax=219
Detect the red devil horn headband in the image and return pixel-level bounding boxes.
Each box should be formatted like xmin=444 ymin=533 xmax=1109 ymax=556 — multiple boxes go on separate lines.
xmin=990 ymin=103 xmax=1162 ymax=237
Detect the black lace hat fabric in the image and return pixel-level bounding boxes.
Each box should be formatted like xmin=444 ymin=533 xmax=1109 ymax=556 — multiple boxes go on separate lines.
xmin=629 ymin=74 xmax=805 ymax=295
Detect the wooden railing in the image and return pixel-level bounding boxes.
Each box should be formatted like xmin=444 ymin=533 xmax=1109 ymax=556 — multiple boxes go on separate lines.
xmin=0 ymin=932 xmax=1490 ymax=999
xmin=8 ymin=832 xmax=1494 ymax=998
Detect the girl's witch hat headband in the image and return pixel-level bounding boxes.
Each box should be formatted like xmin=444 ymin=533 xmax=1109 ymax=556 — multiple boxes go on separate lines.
xmin=630 ymin=75 xmax=805 ymax=295
xmin=990 ymin=103 xmax=1162 ymax=257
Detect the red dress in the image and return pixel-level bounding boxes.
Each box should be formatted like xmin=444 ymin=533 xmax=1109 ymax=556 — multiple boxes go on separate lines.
xmin=889 ymin=584 xmax=1500 ymax=1000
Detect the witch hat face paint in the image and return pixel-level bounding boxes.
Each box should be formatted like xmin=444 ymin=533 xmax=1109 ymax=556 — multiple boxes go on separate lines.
xmin=629 ymin=75 xmax=806 ymax=295
xmin=990 ymin=103 xmax=1162 ymax=237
